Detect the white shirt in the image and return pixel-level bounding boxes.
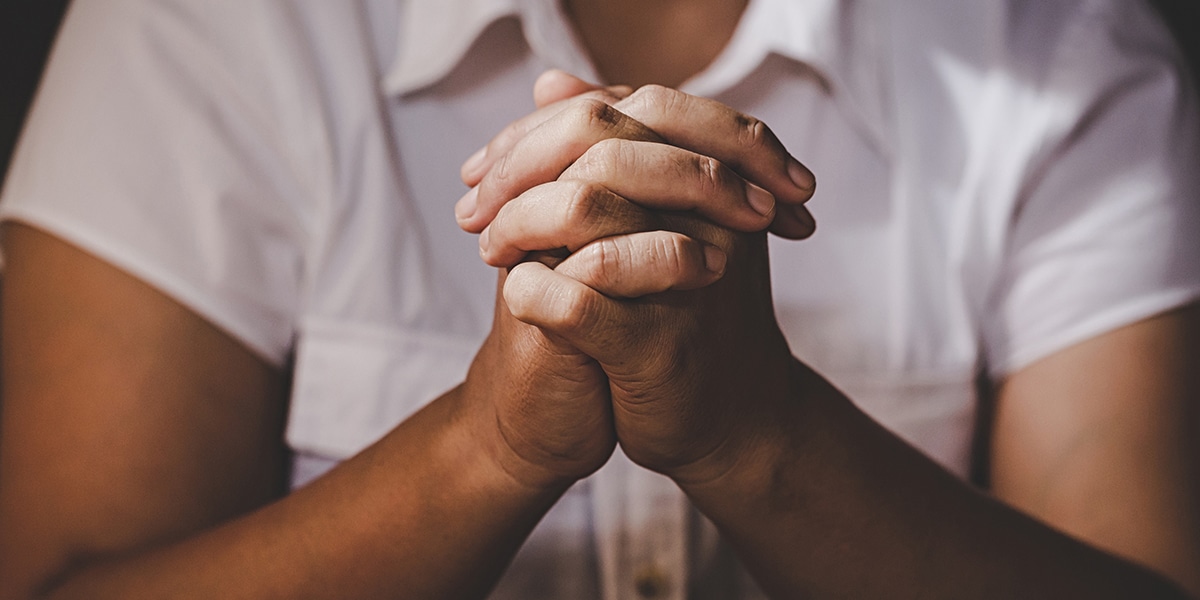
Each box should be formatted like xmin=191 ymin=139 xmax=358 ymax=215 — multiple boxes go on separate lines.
xmin=4 ymin=0 xmax=1199 ymax=597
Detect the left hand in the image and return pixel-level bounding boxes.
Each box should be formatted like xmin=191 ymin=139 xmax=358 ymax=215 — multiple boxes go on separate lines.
xmin=458 ymin=71 xmax=819 ymax=242
xmin=504 ymin=215 xmax=799 ymax=485
xmin=465 ymin=72 xmax=1200 ymax=600
xmin=462 ymin=75 xmax=808 ymax=483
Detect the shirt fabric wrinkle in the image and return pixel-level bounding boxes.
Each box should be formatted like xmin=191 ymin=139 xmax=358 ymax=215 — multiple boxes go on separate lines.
xmin=2 ymin=0 xmax=1198 ymax=597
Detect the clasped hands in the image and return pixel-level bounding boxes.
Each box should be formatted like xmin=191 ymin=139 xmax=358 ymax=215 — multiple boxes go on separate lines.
xmin=456 ymin=71 xmax=818 ymax=494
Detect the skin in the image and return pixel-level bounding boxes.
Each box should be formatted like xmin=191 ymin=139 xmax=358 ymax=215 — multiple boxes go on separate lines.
xmin=0 ymin=76 xmax=810 ymax=600
xmin=1 ymin=3 xmax=1197 ymax=599
xmin=462 ymin=72 xmax=1200 ymax=598
xmin=561 ymin=0 xmax=749 ymax=88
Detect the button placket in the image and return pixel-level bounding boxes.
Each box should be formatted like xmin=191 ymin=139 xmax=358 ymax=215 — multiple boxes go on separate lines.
xmin=593 ymin=448 xmax=689 ymax=600
xmin=634 ymin=563 xmax=672 ymax=599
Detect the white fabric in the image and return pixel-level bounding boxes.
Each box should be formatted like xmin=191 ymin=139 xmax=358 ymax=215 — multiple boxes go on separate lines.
xmin=3 ymin=0 xmax=1199 ymax=598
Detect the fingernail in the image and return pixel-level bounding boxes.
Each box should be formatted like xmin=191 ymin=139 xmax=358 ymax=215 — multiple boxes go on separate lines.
xmin=455 ymin=187 xmax=479 ymax=222
xmin=792 ymin=203 xmax=817 ymax=237
xmin=462 ymin=146 xmax=487 ymax=175
xmin=704 ymin=245 xmax=727 ymax=275
xmin=746 ymin=183 xmax=775 ymax=217
xmin=788 ymin=158 xmax=816 ymax=195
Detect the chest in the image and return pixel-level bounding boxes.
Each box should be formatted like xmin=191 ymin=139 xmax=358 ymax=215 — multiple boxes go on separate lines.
xmin=286 ymin=49 xmax=983 ymax=476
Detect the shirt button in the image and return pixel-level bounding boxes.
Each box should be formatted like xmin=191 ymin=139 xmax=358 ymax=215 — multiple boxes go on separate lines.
xmin=634 ymin=565 xmax=671 ymax=599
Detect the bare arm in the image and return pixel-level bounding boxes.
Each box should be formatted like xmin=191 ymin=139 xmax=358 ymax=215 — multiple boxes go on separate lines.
xmin=671 ymin=308 xmax=1199 ymax=598
xmin=0 ymin=90 xmax=786 ymax=596
xmin=468 ymin=75 xmax=1200 ymax=598
xmin=0 ymin=222 xmax=596 ymax=599
xmin=500 ymin=220 xmax=1200 ymax=597
xmin=992 ymin=305 xmax=1200 ymax=593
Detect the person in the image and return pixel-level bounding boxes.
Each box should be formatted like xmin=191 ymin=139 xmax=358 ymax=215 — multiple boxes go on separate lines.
xmin=1 ymin=0 xmax=1198 ymax=598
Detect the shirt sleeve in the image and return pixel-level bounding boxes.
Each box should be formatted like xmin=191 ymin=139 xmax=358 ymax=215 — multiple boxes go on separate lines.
xmin=0 ymin=0 xmax=320 ymax=366
xmin=982 ymin=2 xmax=1200 ymax=378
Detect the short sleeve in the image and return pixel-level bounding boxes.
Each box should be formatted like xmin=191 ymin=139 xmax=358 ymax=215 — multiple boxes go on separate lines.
xmin=0 ymin=0 xmax=320 ymax=366
xmin=983 ymin=3 xmax=1200 ymax=377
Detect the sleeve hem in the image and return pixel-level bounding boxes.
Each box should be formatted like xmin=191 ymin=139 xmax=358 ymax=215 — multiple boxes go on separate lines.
xmin=989 ymin=288 xmax=1200 ymax=380
xmin=0 ymin=203 xmax=292 ymax=367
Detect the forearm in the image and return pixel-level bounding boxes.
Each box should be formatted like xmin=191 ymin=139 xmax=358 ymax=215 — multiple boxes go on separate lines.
xmin=679 ymin=359 xmax=1192 ymax=599
xmin=32 ymin=386 xmax=561 ymax=600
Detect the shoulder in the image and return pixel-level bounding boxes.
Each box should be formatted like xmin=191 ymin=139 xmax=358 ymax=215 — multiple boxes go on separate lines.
xmin=2 ymin=0 xmax=398 ymax=365
xmin=54 ymin=0 xmax=385 ymax=105
xmin=879 ymin=0 xmax=1190 ymax=106
xmin=27 ymin=0 xmax=400 ymax=203
xmin=870 ymin=0 xmax=1197 ymax=180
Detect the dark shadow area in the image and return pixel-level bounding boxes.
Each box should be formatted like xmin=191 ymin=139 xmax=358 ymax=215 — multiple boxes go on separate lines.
xmin=1150 ymin=0 xmax=1200 ymax=78
xmin=1 ymin=0 xmax=71 ymax=189
xmin=0 ymin=0 xmax=69 ymax=428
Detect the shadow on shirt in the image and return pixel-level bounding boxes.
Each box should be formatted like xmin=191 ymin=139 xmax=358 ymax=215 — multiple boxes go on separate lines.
xmin=0 ymin=0 xmax=1197 ymax=484
xmin=0 ymin=0 xmax=1197 ymax=187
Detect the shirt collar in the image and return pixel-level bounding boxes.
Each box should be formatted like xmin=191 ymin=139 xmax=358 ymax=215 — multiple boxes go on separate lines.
xmin=384 ymin=0 xmax=599 ymax=96
xmin=383 ymin=0 xmax=890 ymax=154
xmin=680 ymin=0 xmax=844 ymax=97
xmin=740 ymin=0 xmax=893 ymax=160
xmin=383 ymin=0 xmax=517 ymax=96
xmin=384 ymin=0 xmax=858 ymax=94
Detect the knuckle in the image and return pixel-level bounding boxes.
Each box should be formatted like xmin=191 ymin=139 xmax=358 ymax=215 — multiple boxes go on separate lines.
xmin=629 ymin=84 xmax=678 ymax=111
xmin=570 ymin=98 xmax=623 ymax=135
xmin=734 ymin=114 xmax=771 ymax=151
xmin=551 ymin=282 xmax=600 ymax=332
xmin=489 ymin=148 xmax=517 ymax=187
xmin=563 ymin=181 xmax=605 ymax=231
xmin=562 ymin=181 xmax=651 ymax=244
xmin=574 ymin=240 xmax=620 ymax=291
xmin=653 ymin=234 xmax=691 ymax=275
xmin=595 ymin=238 xmax=629 ymax=280
xmin=591 ymin=137 xmax=629 ymax=162
xmin=692 ymin=154 xmax=732 ymax=197
xmin=573 ymin=138 xmax=626 ymax=180
xmin=505 ymin=264 xmax=599 ymax=333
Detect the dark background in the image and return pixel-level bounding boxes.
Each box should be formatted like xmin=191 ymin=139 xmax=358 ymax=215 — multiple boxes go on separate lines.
xmin=1 ymin=0 xmax=71 ymax=184
xmin=1 ymin=0 xmax=1198 ymax=186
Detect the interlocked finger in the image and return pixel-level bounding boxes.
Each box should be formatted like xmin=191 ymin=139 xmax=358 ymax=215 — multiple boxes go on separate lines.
xmin=460 ymin=85 xmax=632 ymax=186
xmin=503 ymin=261 xmax=648 ymax=360
xmin=561 ymin=138 xmax=777 ymax=231
xmin=459 ymin=75 xmax=819 ymax=241
xmin=480 ymin=181 xmax=661 ymax=268
xmin=614 ymin=85 xmax=816 ymax=205
xmin=456 ymin=100 xmax=664 ymax=233
xmin=555 ymin=231 xmax=727 ymax=299
xmin=532 ymin=69 xmax=632 ymax=110
xmin=480 ymin=136 xmax=778 ymax=267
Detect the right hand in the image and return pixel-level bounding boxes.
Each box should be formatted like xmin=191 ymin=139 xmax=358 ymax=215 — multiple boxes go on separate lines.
xmin=457 ymin=70 xmax=818 ymax=242
xmin=459 ymin=271 xmax=616 ymax=492
xmin=457 ymin=71 xmax=818 ymax=492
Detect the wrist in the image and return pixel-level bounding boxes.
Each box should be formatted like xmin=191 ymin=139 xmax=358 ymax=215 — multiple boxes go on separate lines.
xmin=668 ymin=358 xmax=827 ymax=496
xmin=453 ymin=374 xmax=607 ymax=495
